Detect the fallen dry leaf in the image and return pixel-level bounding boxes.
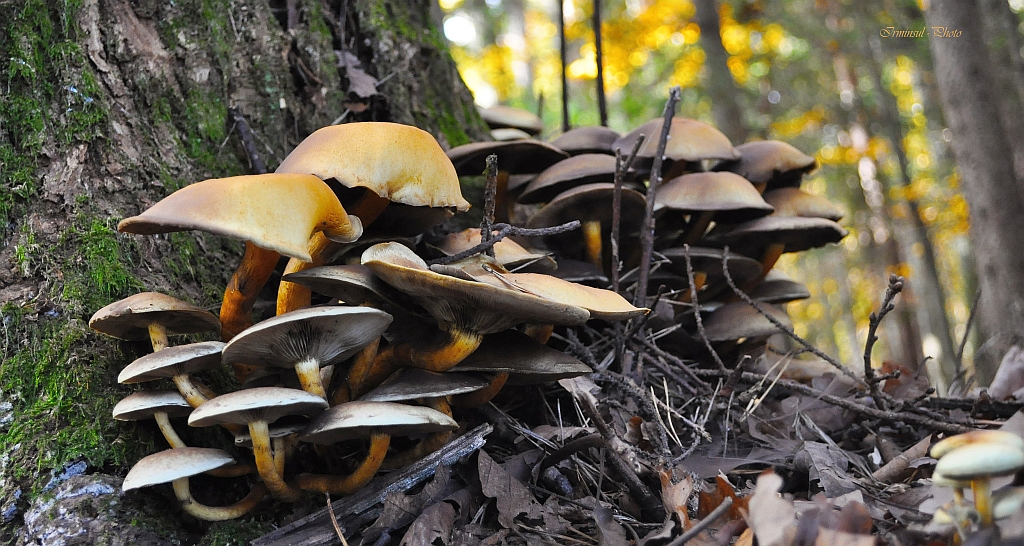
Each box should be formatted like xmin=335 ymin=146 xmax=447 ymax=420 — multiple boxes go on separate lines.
xmin=742 ymin=471 xmax=796 ymax=546
xmin=335 ymin=50 xmax=379 ymax=98
xmin=659 ymin=469 xmax=693 ymax=527
xmin=400 ymin=499 xmax=457 ymax=546
xmin=593 ymin=505 xmax=630 ymax=546
xmin=363 ymin=465 xmax=452 ymax=544
xmin=477 ymin=450 xmax=544 ymax=528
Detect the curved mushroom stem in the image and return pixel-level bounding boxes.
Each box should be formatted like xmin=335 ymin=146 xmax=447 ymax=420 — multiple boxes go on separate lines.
xmin=294 ymin=357 xmax=327 ymax=399
xmin=172 ymin=374 xmax=211 ymax=409
xmin=583 ymin=220 xmax=604 ymax=268
xmin=341 ymin=339 xmax=380 ymax=405
xmin=273 ymin=436 xmax=291 ymax=477
xmin=350 ymin=328 xmax=483 ymax=398
xmin=296 ymin=432 xmax=391 ymax=495
xmin=250 ymin=420 xmax=304 ymax=502
xmin=148 ymin=323 xmax=169 ymax=352
xmin=973 ymin=477 xmax=993 ymax=525
xmin=153 ymin=411 xmax=186 ymax=449
xmin=451 ymin=372 xmax=509 ymax=408
xmin=170 ymin=479 xmax=267 ymax=521
xmin=382 ymin=399 xmax=454 ymax=469
xmin=522 ymin=323 xmax=553 ymax=344
xmin=679 ymin=271 xmax=707 ymax=304
xmin=221 ymin=242 xmax=281 ymax=342
xmin=682 ymin=211 xmax=714 ymax=245
xmin=742 ymin=242 xmax=785 ymax=292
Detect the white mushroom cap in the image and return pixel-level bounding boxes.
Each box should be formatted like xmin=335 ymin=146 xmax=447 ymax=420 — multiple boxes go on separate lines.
xmin=993 ymin=486 xmax=1024 ymax=520
xmin=299 ymin=401 xmax=458 ymax=444
xmin=118 ymin=341 xmax=226 ymax=384
xmin=188 ymin=387 xmax=329 ymax=427
xmin=934 ymin=442 xmax=1024 ymax=480
xmin=931 ymin=430 xmax=1024 ymax=459
xmin=113 ymin=390 xmax=193 ymax=420
xmin=123 ymin=447 xmax=234 ymax=491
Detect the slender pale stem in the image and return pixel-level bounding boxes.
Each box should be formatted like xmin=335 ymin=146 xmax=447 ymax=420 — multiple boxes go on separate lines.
xmin=148 ymin=323 xmax=169 ymax=352
xmin=172 ymin=374 xmax=209 ymax=408
xmin=171 ymin=479 xmax=267 ymax=521
xmin=250 ymin=420 xmax=303 ymax=502
xmin=294 ymin=357 xmax=327 ymax=399
xmin=153 ymin=411 xmax=186 ymax=449
xmin=296 ymin=433 xmax=391 ymax=494
xmin=973 ymin=478 xmax=993 ymax=525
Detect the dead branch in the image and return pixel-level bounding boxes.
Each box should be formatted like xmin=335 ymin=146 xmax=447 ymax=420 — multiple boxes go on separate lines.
xmin=480 ymin=154 xmax=498 ymax=257
xmin=864 ymin=275 xmax=904 ymax=409
xmin=428 ymin=221 xmax=581 ymax=265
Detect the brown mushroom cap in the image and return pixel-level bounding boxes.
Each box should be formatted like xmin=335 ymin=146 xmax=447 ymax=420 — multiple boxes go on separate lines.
xmin=702 ymin=301 xmax=792 ymax=342
xmin=299 ymin=400 xmax=458 ymax=444
xmin=551 ymin=126 xmax=620 ymax=156
xmin=549 ymin=258 xmax=609 ymax=285
xmin=90 ymin=292 xmax=220 ymax=342
xmin=447 ymin=140 xmax=569 ymax=176
xmin=526 ymin=183 xmax=646 ymax=232
xmin=360 ymin=368 xmax=490 ymax=402
xmin=222 ymin=306 xmax=393 ymax=371
xmin=479 ymin=105 xmax=545 ymax=135
xmin=748 ymin=271 xmax=811 ymax=304
xmin=361 ymin=242 xmax=591 ymax=333
xmin=613 ymin=118 xmax=738 ymax=166
xmin=658 ymin=247 xmax=763 ymax=284
xmin=435 ymin=228 xmax=555 ymax=271
xmin=450 ymin=329 xmax=592 ymax=384
xmin=654 ymin=172 xmax=774 ymax=223
xmin=188 ymin=387 xmax=329 ymax=428
xmin=468 ymin=270 xmax=648 ymax=321
xmin=275 ymin=122 xmax=470 ymax=211
xmin=705 ymin=216 xmax=848 ymax=255
xmin=118 ymin=341 xmax=226 ymax=384
xmin=123 ymin=447 xmax=235 ymax=491
xmin=282 ymin=264 xmax=426 ymax=313
xmin=491 ymin=128 xmax=533 ymax=141
xmin=518 ymin=154 xmax=619 ymax=204
xmin=716 ymin=140 xmax=816 ymax=189
xmin=763 ymin=187 xmax=844 ymax=221
xmin=113 ymin=390 xmax=193 ymax=421
xmin=118 ymin=174 xmax=362 ymax=262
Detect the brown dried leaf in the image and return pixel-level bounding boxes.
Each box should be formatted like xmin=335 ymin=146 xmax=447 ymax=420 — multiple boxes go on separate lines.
xmin=400 ymin=499 xmax=457 ymax=546
xmin=814 ymin=528 xmax=875 ymax=546
xmin=659 ymin=470 xmax=693 ymax=526
xmin=593 ymin=505 xmax=630 ymax=546
xmin=362 ymin=465 xmax=451 ymax=544
xmin=801 ymin=442 xmax=858 ymax=497
xmin=477 ymin=450 xmax=544 ymax=528
xmin=335 ymin=50 xmax=379 ymax=98
xmin=742 ymin=472 xmax=796 ymax=546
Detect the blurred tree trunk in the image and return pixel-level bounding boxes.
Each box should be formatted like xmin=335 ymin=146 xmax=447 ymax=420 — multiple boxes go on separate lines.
xmin=925 ymin=0 xmax=1024 ymax=384
xmin=979 ymin=0 xmax=1024 ymax=194
xmin=693 ymin=0 xmax=748 ymax=143
xmin=0 ymin=0 xmax=485 ymax=541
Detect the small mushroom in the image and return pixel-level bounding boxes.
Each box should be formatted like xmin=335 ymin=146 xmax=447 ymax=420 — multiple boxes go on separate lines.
xmin=118 ymin=341 xmax=226 ymax=409
xmin=222 ymin=306 xmax=393 ymax=399
xmin=491 ymin=128 xmax=533 ymax=141
xmin=714 ymin=140 xmax=816 ymax=192
xmin=763 ymin=187 xmax=844 ymax=221
xmin=934 ymin=441 xmax=1024 ymax=524
xmin=551 ymin=126 xmax=621 ymax=156
xmin=188 ymin=387 xmax=329 ymax=501
xmin=295 ymin=400 xmax=458 ymax=494
xmin=435 ymin=228 xmax=555 ymax=272
xmin=122 ymin=447 xmax=267 ymax=521
xmin=112 ymin=390 xmax=192 ymax=448
xmin=90 ymin=292 xmax=220 ymax=352
xmin=478 ymin=104 xmax=545 ymax=135
xmin=613 ymin=118 xmax=738 ymax=178
xmin=518 ymin=154 xmax=619 ymax=204
xmin=654 ymin=172 xmax=773 ymax=245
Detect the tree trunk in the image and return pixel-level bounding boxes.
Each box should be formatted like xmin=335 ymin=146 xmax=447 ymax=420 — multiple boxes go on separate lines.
xmin=979 ymin=0 xmax=1024 ymax=195
xmin=693 ymin=0 xmax=748 ymax=143
xmin=925 ymin=0 xmax=1024 ymax=384
xmin=0 ymin=0 xmax=486 ymax=541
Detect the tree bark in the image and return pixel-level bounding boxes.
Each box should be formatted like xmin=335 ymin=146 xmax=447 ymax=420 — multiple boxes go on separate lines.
xmin=0 ymin=0 xmax=485 ymax=540
xmin=925 ymin=0 xmax=1024 ymax=384
xmin=979 ymin=0 xmax=1024 ymax=195
xmin=693 ymin=0 xmax=748 ymax=144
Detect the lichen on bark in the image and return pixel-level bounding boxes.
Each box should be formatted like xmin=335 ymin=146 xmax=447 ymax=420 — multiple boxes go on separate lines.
xmin=0 ymin=0 xmax=486 ymax=541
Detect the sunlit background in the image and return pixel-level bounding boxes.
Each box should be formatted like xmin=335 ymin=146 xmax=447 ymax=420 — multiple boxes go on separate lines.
xmin=438 ymin=0 xmax=981 ymax=391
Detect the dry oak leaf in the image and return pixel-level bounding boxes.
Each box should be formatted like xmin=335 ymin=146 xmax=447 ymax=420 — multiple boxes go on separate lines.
xmin=477 ymin=450 xmax=544 ymax=528
xmin=741 ymin=471 xmax=796 ymax=546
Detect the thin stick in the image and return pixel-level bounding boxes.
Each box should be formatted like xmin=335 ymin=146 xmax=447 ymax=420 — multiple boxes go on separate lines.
xmin=558 ymin=0 xmax=570 ymax=132
xmin=481 ymin=154 xmax=499 ymax=257
xmin=665 ymin=497 xmax=733 ymax=546
xmin=633 ymin=86 xmax=681 ymax=307
xmin=953 ymin=288 xmax=981 ymax=383
xmin=428 ymin=221 xmax=581 ymax=265
xmin=864 ymin=275 xmax=904 ymax=410
xmin=720 ymin=247 xmax=864 ymax=386
xmin=611 ymin=135 xmax=645 ymax=295
xmin=229 ymin=107 xmax=266 ymax=174
xmin=681 ymin=244 xmax=728 ymax=372
xmin=325 ymin=493 xmax=350 ymax=546
xmin=592 ymin=0 xmax=607 ymax=126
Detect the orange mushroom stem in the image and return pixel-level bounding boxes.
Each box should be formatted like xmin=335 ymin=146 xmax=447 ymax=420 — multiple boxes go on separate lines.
xmin=148 ymin=323 xmax=170 ymax=352
xmin=682 ymin=211 xmax=715 ymax=245
xmin=583 ymin=220 xmax=604 ymax=268
xmin=296 ymin=432 xmax=391 ymax=495
xmin=170 ymin=480 xmax=268 ymax=521
xmin=451 ymin=372 xmax=509 ymax=408
xmin=342 ymin=338 xmax=381 ymax=405
xmin=350 ymin=327 xmax=483 ymax=398
xmin=249 ymin=420 xmax=304 ymax=502
xmin=221 ymin=243 xmax=282 ymax=343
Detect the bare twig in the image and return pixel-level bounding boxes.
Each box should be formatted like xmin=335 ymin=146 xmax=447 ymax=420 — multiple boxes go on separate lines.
xmin=681 ymin=244 xmax=728 ymax=372
xmin=428 ymin=221 xmax=581 ymax=265
xmin=480 ymin=154 xmax=498 ymax=257
xmin=592 ymin=0 xmax=607 ymax=126
xmin=864 ymin=275 xmax=904 ymax=410
xmin=720 ymin=248 xmax=864 ymax=385
xmin=611 ymin=135 xmax=645 ymax=295
xmin=228 ymin=107 xmax=266 ymax=174
xmin=633 ymin=86 xmax=682 ymax=307
xmin=325 ymin=493 xmax=350 ymax=546
xmin=665 ymin=497 xmax=733 ymax=546
xmin=953 ymin=288 xmax=981 ymax=387
xmin=558 ymin=0 xmax=569 ymax=132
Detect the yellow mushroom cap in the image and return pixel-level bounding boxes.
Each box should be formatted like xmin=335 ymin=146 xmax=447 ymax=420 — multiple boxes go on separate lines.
xmin=118 ymin=173 xmax=362 ymax=261
xmin=90 ymin=292 xmax=220 ymax=341
xmin=931 ymin=430 xmax=1024 ymax=459
xmin=934 ymin=442 xmax=1024 ymax=480
xmin=276 ymin=122 xmax=469 ymax=211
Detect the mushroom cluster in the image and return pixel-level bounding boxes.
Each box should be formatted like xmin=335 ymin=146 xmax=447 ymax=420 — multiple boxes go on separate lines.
xmin=459 ymin=106 xmax=847 ymax=363
xmin=930 ymin=430 xmax=1024 ymax=532
xmin=92 ymin=121 xmax=649 ymax=520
